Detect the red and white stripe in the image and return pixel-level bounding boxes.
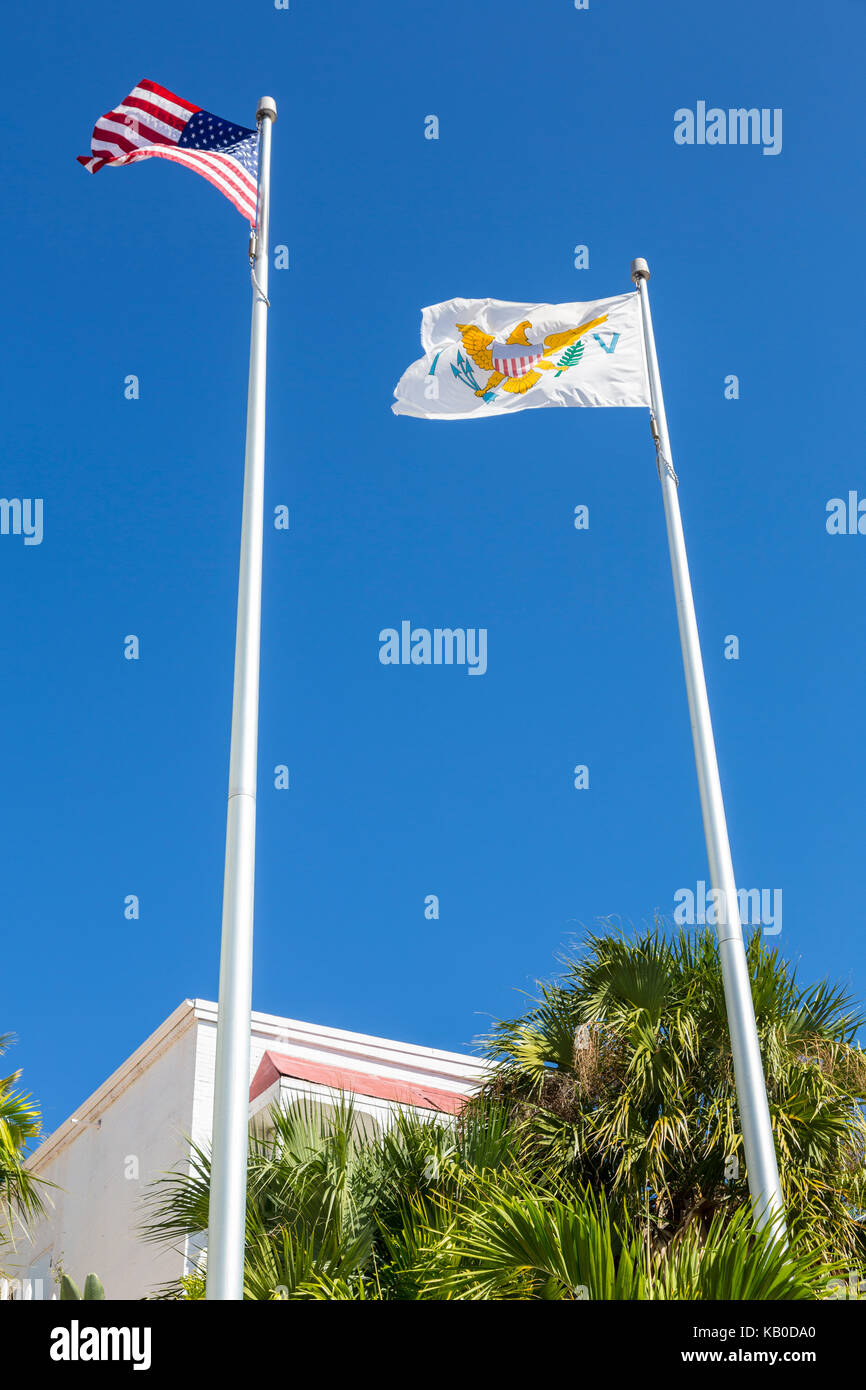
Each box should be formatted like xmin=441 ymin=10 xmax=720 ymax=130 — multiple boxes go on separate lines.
xmin=77 ymin=79 xmax=259 ymax=225
xmin=492 ymin=351 xmax=544 ymax=378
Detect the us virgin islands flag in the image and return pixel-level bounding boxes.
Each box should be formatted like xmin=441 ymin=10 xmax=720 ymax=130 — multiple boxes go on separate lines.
xmin=392 ymin=292 xmax=649 ymax=419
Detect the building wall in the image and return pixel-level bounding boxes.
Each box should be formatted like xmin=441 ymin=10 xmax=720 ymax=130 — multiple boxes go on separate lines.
xmin=4 ymin=1003 xmax=201 ymax=1301
xmin=4 ymin=1001 xmax=485 ymax=1300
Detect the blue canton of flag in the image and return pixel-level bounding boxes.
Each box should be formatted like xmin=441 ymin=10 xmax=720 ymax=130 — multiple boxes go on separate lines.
xmin=177 ymin=111 xmax=259 ymax=184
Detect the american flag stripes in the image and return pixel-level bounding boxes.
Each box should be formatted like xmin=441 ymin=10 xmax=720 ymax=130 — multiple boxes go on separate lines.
xmin=77 ymin=80 xmax=260 ymax=225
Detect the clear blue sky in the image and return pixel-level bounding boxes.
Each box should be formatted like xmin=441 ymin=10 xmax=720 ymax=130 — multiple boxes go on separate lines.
xmin=3 ymin=0 xmax=865 ymax=1134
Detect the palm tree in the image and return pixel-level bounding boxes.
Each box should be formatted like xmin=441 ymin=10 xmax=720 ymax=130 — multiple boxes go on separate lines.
xmin=0 ymin=1034 xmax=47 ymax=1255
xmin=143 ymin=1095 xmax=520 ymax=1299
xmin=481 ymin=924 xmax=866 ymax=1265
xmin=140 ymin=921 xmax=865 ymax=1298
xmin=142 ymin=1088 xmax=837 ymax=1300
xmin=390 ymin=1171 xmax=829 ymax=1301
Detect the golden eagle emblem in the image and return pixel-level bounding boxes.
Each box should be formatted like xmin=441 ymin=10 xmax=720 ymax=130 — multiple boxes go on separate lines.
xmin=455 ymin=312 xmax=609 ymax=398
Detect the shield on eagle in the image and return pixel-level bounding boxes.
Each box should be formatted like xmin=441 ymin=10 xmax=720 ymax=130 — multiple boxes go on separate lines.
xmin=490 ymin=344 xmax=546 ymax=378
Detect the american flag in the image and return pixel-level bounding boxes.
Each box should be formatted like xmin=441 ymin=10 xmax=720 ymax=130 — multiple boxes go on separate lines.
xmin=77 ymin=79 xmax=260 ymax=225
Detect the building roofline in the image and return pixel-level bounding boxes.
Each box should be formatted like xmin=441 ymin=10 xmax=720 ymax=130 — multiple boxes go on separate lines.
xmin=191 ymin=999 xmax=487 ymax=1080
xmin=27 ymin=999 xmax=486 ymax=1170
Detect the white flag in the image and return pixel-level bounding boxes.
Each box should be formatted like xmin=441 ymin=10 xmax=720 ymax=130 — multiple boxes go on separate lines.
xmin=392 ymin=291 xmax=649 ymax=419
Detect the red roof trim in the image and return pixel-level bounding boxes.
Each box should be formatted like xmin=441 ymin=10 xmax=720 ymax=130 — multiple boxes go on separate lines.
xmin=249 ymin=1050 xmax=466 ymax=1115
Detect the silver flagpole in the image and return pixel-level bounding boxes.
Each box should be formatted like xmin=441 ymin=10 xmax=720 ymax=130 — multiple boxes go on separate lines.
xmin=631 ymin=257 xmax=786 ymax=1234
xmin=206 ymin=95 xmax=277 ymax=1301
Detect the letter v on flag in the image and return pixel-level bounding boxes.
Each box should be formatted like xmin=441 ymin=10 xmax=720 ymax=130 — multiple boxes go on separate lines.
xmin=392 ymin=292 xmax=650 ymax=418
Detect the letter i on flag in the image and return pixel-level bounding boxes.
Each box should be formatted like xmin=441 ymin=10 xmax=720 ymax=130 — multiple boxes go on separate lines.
xmin=392 ymin=292 xmax=650 ymax=418
xmin=77 ymin=79 xmax=260 ymax=224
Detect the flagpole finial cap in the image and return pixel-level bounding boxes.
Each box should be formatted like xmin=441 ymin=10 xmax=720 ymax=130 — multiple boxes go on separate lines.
xmin=257 ymin=96 xmax=277 ymax=122
xmin=631 ymin=258 xmax=650 ymax=283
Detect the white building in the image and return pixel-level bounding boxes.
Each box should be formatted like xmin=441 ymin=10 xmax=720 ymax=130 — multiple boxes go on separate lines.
xmin=3 ymin=1000 xmax=485 ymax=1300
